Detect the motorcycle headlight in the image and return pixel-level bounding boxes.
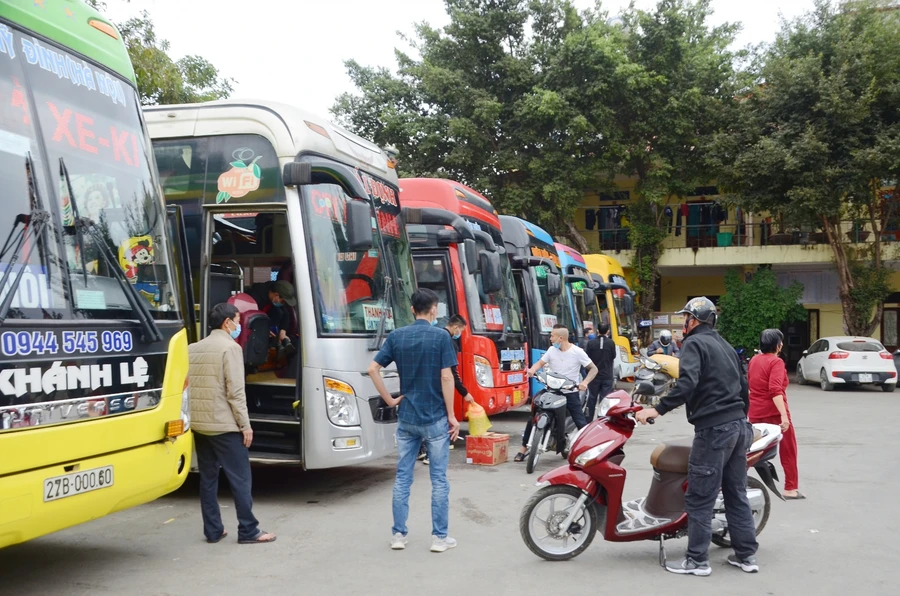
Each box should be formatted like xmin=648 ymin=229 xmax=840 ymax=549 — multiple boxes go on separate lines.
xmin=324 ymin=378 xmax=361 ymax=426
xmin=598 ymin=397 xmax=619 ymax=417
xmin=575 ymin=439 xmax=615 ymax=468
xmin=474 ymin=355 xmax=494 ymax=388
xmin=545 ymin=375 xmax=566 ymax=391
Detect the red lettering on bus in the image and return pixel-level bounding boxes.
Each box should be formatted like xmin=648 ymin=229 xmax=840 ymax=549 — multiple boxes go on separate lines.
xmin=310 ymin=189 xmax=346 ymax=223
xmin=75 ymin=112 xmax=97 ymax=154
xmin=11 ymin=78 xmax=30 ymax=125
xmin=110 ymin=126 xmax=133 ymax=166
xmin=47 ymin=102 xmax=76 ymax=147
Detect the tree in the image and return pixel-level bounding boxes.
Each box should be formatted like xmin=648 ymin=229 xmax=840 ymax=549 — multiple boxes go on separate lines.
xmin=718 ymin=268 xmax=807 ymax=352
xmin=552 ymin=0 xmax=741 ymax=328
xmin=711 ymin=0 xmax=900 ymax=336
xmin=331 ymin=0 xmax=601 ymax=242
xmin=86 ymin=2 xmax=234 ymax=105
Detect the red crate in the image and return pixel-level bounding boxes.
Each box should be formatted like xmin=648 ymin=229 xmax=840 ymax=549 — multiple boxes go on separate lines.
xmin=466 ymin=433 xmax=509 ymax=466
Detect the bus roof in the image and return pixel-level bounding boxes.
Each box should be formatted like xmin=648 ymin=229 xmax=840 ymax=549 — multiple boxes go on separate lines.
xmin=399 ymin=178 xmax=500 ymax=231
xmin=555 ymin=242 xmax=587 ymax=270
xmin=144 ymin=99 xmax=397 ymax=182
xmin=583 ymin=254 xmax=626 ymax=280
xmin=1 ymin=0 xmax=135 ymax=83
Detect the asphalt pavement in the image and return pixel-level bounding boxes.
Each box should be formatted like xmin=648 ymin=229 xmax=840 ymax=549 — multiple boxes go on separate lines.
xmin=1 ymin=380 xmax=897 ymax=595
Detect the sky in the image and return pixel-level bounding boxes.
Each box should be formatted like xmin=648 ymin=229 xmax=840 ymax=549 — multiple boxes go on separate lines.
xmin=104 ymin=0 xmax=818 ymax=119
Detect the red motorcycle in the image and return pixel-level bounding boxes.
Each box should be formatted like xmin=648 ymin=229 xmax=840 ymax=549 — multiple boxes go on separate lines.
xmin=519 ymin=382 xmax=784 ymax=562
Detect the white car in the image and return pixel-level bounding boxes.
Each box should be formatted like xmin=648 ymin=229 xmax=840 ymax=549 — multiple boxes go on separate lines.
xmin=797 ymin=336 xmax=898 ymax=392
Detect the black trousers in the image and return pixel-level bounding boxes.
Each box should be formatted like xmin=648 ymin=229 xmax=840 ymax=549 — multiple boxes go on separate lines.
xmin=195 ymin=432 xmax=260 ymax=542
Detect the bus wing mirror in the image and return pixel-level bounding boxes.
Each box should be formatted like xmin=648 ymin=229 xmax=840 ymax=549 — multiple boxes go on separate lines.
xmin=346 ymin=200 xmax=374 ymax=250
xmin=623 ymin=294 xmax=635 ymax=316
xmin=547 ymin=272 xmax=561 ymax=297
xmin=583 ymin=287 xmax=596 ymax=307
xmin=283 ymin=162 xmax=312 ymax=186
xmin=464 ymin=238 xmax=479 ymax=272
xmin=479 ymin=250 xmax=503 ymax=294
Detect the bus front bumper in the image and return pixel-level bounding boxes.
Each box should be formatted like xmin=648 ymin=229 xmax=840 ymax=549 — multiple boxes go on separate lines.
xmin=0 ymin=433 xmax=192 ymax=549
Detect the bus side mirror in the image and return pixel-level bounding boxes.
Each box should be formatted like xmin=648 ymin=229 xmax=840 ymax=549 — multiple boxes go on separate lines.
xmin=479 ymin=250 xmax=503 ymax=294
xmin=346 ymin=200 xmax=374 ymax=250
xmin=547 ymin=272 xmax=561 ymax=297
xmin=623 ymin=294 xmax=635 ymax=316
xmin=583 ymin=287 xmax=596 ymax=306
xmin=464 ymin=238 xmax=479 ymax=272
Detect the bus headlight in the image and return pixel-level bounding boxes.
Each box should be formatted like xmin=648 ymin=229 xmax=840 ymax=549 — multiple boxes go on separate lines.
xmin=474 ymin=356 xmax=494 ymax=388
xmin=619 ymin=346 xmax=630 ymax=363
xmin=324 ymin=378 xmax=361 ymax=426
xmin=181 ymin=379 xmax=191 ymax=430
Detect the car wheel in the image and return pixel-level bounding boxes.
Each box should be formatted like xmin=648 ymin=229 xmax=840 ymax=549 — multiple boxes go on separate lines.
xmin=820 ymin=369 xmax=834 ymax=392
xmin=882 ymin=383 xmax=896 ymax=393
xmin=796 ymin=363 xmax=807 ymax=385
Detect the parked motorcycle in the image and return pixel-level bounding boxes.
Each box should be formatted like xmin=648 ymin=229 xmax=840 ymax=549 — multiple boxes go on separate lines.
xmin=523 ymin=370 xmax=585 ymax=475
xmin=519 ymin=381 xmax=784 ymax=562
xmin=631 ymin=353 xmax=679 ymax=407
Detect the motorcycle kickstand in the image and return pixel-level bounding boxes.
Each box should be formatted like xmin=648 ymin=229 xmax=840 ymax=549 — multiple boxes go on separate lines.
xmin=658 ymin=535 xmax=667 ymax=569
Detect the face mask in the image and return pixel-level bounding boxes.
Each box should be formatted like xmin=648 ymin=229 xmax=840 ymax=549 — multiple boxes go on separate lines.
xmin=431 ymin=319 xmax=439 ymax=326
xmin=452 ymin=332 xmax=461 ymax=340
xmin=230 ymin=322 xmax=242 ymax=340
xmin=587 ymin=333 xmax=596 ymax=340
xmin=552 ymin=342 xmax=561 ymax=350
xmin=272 ymin=302 xmax=283 ymax=308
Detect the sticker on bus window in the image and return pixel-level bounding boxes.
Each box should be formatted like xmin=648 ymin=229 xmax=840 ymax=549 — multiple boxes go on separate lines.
xmin=539 ymin=314 xmax=557 ymax=333
xmin=216 ymin=148 xmax=262 ymax=203
xmin=363 ymin=303 xmax=395 ymax=331
xmin=437 ymin=302 xmax=448 ymax=318
xmin=75 ymin=290 xmax=106 ymax=310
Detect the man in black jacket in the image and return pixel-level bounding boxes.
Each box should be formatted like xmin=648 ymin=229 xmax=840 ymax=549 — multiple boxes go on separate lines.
xmin=585 ymin=323 xmax=617 ymax=420
xmin=636 ymin=297 xmax=759 ymax=577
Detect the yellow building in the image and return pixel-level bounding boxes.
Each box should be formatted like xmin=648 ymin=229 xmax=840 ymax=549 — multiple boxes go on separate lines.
xmin=573 ymin=176 xmax=900 ymax=364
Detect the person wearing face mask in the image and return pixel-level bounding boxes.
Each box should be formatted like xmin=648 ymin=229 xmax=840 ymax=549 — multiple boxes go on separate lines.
xmin=188 ymin=303 xmax=276 ymax=545
xmin=636 ymin=297 xmax=756 ymax=577
xmin=369 ymin=289 xmax=461 ymax=553
xmin=514 ymin=324 xmax=598 ymax=462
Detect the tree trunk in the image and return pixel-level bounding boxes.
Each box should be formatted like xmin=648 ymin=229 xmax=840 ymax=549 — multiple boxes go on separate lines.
xmin=824 ymin=215 xmax=883 ymax=336
xmin=565 ymin=220 xmax=590 ymax=254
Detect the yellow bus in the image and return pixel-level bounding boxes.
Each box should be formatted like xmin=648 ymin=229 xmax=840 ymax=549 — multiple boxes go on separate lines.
xmin=0 ymin=1 xmax=191 ymax=548
xmin=583 ymin=254 xmax=638 ymax=379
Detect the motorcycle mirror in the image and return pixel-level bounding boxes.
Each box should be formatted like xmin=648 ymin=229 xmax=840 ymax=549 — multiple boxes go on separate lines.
xmin=633 ymin=381 xmax=655 ymax=396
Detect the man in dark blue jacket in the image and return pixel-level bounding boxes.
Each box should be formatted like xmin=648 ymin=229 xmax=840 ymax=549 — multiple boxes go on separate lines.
xmin=637 ymin=297 xmax=758 ymax=577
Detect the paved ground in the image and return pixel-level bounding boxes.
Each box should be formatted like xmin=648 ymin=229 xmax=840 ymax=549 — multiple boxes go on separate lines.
xmin=1 ymin=380 xmax=897 ymax=595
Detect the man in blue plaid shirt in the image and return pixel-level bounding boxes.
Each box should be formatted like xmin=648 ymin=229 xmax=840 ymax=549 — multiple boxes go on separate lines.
xmin=369 ymin=288 xmax=460 ymax=554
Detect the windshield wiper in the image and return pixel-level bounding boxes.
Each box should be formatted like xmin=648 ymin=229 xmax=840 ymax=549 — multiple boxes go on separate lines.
xmin=0 ymin=154 xmax=52 ymax=324
xmin=368 ymin=211 xmax=395 ymax=351
xmin=60 ymin=158 xmax=163 ymax=343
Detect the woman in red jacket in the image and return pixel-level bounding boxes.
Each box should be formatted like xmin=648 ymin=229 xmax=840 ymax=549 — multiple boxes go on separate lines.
xmin=748 ymin=329 xmax=805 ymax=499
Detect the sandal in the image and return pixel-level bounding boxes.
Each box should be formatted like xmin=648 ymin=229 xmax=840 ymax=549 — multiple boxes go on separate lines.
xmin=206 ymin=531 xmax=227 ymax=544
xmin=513 ymin=452 xmax=526 ymax=463
xmin=784 ymin=492 xmax=807 ymax=500
xmin=239 ymin=530 xmax=277 ymax=544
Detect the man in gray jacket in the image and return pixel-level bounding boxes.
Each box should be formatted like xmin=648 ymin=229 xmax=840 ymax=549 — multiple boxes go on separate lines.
xmin=189 ymin=303 xmax=276 ymax=545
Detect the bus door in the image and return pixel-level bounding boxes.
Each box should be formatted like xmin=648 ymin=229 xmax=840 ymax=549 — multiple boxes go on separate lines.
xmin=413 ymin=252 xmax=457 ymax=327
xmin=199 ymin=207 xmax=304 ymax=462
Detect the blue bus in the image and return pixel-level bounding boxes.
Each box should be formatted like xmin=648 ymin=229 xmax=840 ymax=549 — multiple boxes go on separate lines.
xmin=554 ymin=242 xmax=602 ymax=347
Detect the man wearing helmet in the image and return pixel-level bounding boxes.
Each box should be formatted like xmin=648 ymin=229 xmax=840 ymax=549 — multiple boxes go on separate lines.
xmin=648 ymin=329 xmax=680 ymax=357
xmin=636 ymin=297 xmax=758 ymax=577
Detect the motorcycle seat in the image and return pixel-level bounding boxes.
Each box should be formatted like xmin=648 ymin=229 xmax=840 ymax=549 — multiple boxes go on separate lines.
xmin=753 ymin=427 xmax=763 ymax=444
xmin=650 ymin=437 xmax=693 ymax=474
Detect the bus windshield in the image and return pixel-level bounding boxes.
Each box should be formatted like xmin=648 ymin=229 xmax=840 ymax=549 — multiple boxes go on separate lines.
xmin=612 ymin=289 xmax=636 ymax=339
xmin=0 ymin=23 xmax=178 ymax=320
xmin=461 ymin=240 xmax=522 ymax=335
xmin=301 ymin=183 xmax=413 ymax=334
xmin=528 ymin=264 xmax=569 ymax=349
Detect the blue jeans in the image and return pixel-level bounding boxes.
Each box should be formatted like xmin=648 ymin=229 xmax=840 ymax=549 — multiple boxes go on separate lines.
xmin=194 ymin=432 xmax=260 ymax=542
xmin=392 ymin=418 xmax=450 ymax=538
xmin=685 ymin=419 xmax=759 ymax=562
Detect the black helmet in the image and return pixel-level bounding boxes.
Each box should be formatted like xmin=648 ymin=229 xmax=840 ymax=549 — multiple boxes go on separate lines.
xmin=676 ymin=297 xmax=717 ymax=327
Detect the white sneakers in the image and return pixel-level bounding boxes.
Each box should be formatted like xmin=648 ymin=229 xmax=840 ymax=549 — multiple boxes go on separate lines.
xmin=391 ymin=534 xmax=457 ymax=552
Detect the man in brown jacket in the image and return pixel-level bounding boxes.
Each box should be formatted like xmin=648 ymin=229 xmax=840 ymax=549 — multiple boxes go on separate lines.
xmin=189 ymin=303 xmax=276 ymax=544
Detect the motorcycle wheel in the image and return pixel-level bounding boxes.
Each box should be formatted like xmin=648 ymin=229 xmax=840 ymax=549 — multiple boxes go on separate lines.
xmin=520 ymin=485 xmax=597 ymax=561
xmin=711 ymin=476 xmax=771 ymax=548
xmin=525 ymin=427 xmax=544 ymax=474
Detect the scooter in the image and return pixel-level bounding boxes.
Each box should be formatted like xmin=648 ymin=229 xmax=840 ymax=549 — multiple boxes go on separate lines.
xmin=519 ymin=381 xmax=784 ymax=562
xmin=523 ymin=370 xmax=585 ymax=475
xmin=632 ymin=353 xmax=679 ymax=407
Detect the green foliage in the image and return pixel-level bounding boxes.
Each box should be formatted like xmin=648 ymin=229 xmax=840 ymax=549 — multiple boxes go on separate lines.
xmin=711 ymin=0 xmax=900 ymax=335
xmin=718 ymin=268 xmax=807 ymax=351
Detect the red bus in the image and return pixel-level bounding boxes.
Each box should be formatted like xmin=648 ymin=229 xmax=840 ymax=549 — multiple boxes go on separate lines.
xmin=401 ymin=179 xmax=529 ymax=418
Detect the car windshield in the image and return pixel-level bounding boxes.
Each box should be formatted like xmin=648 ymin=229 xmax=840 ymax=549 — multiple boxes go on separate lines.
xmin=0 ymin=23 xmax=178 ymax=320
xmin=461 ymin=237 xmax=522 ymax=335
xmin=836 ymin=341 xmax=884 ymax=352
xmin=301 ymin=183 xmax=413 ymax=334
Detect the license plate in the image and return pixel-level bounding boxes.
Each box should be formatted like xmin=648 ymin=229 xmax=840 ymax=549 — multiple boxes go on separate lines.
xmin=513 ymin=390 xmax=522 ymax=405
xmin=44 ymin=466 xmax=114 ymax=502
xmin=858 ymin=373 xmax=873 ymax=383
xmin=508 ymin=373 xmax=524 ymax=384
